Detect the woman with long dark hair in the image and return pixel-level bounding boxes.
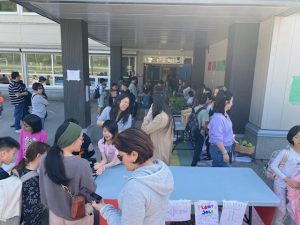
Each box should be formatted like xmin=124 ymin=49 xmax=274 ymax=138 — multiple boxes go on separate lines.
xmin=208 ymin=90 xmax=234 ymax=167
xmin=92 ymin=128 xmax=174 ymax=225
xmin=141 ymin=96 xmax=174 ymax=164
xmin=39 ymin=122 xmax=95 ymax=225
xmin=97 ymin=93 xmax=132 ymax=132
xmin=13 ymin=142 xmax=50 ymax=225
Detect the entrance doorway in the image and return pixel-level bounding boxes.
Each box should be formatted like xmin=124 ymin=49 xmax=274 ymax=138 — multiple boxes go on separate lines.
xmin=143 ymin=63 xmax=192 ymax=89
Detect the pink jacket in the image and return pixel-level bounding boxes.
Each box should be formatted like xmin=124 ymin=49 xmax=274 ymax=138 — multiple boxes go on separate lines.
xmin=15 ymin=129 xmax=47 ymax=164
xmin=287 ymin=172 xmax=300 ymax=225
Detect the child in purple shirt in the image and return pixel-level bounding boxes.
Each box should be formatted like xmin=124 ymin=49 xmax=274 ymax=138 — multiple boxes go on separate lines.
xmin=208 ymin=90 xmax=234 ymax=167
xmin=94 ymin=120 xmax=120 ymax=175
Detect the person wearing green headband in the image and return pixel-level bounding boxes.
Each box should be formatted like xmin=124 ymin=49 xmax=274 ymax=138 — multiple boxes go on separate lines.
xmin=39 ymin=122 xmax=96 ymax=224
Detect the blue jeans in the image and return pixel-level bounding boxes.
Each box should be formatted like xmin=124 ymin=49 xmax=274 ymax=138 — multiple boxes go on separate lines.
xmin=191 ymin=135 xmax=205 ymax=166
xmin=14 ymin=103 xmax=25 ymax=130
xmin=210 ymin=145 xmax=232 ymax=167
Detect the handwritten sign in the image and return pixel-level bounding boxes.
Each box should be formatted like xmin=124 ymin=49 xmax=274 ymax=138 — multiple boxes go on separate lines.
xmin=219 ymin=201 xmax=247 ymax=225
xmin=165 ymin=200 xmax=191 ymax=222
xmin=67 ymin=70 xmax=80 ymax=81
xmin=194 ymin=201 xmax=219 ymax=225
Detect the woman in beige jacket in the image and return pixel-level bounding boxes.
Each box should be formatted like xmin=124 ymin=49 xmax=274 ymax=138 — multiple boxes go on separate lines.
xmin=141 ymin=97 xmax=174 ymax=165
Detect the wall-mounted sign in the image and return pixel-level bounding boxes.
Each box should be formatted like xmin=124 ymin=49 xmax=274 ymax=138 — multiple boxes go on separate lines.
xmin=289 ymin=76 xmax=300 ymax=105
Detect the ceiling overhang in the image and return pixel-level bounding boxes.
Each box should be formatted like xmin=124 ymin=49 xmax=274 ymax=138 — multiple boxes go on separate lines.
xmin=12 ymin=0 xmax=300 ymax=50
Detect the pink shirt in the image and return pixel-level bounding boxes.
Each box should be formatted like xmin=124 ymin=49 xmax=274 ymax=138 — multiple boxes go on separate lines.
xmin=98 ymin=138 xmax=120 ymax=164
xmin=16 ymin=129 xmax=47 ymax=164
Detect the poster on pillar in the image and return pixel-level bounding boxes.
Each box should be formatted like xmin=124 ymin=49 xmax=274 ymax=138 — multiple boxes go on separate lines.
xmin=289 ymin=76 xmax=300 ymax=105
xmin=67 ymin=70 xmax=81 ymax=81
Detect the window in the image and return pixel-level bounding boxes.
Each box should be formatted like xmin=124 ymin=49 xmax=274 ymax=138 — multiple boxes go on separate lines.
xmin=0 ymin=1 xmax=17 ymax=12
xmin=89 ymin=55 xmax=109 ymax=76
xmin=26 ymin=53 xmax=52 ymax=85
xmin=0 ymin=52 xmax=22 ymax=84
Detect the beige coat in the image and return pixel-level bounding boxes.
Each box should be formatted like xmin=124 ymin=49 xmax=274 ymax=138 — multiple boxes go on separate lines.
xmin=141 ymin=111 xmax=174 ymax=165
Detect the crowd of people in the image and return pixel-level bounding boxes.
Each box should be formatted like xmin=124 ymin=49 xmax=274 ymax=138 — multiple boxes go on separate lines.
xmin=0 ymin=72 xmax=300 ymax=225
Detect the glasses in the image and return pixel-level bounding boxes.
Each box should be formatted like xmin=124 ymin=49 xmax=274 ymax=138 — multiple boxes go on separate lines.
xmin=38 ymin=87 xmax=43 ymax=90
xmin=117 ymin=155 xmax=123 ymax=161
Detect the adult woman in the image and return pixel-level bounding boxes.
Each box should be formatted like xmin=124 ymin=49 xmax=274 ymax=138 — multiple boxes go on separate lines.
xmin=208 ymin=90 xmax=234 ymax=167
xmin=39 ymin=122 xmax=95 ymax=225
xmin=141 ymin=97 xmax=174 ymax=164
xmin=92 ymin=128 xmax=174 ymax=225
xmin=97 ymin=93 xmax=132 ymax=132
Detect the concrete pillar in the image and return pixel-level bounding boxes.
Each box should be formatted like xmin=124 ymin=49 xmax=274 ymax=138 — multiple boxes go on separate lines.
xmin=245 ymin=16 xmax=300 ymax=159
xmin=60 ymin=19 xmax=91 ymax=128
xmin=191 ymin=47 xmax=206 ymax=88
xmin=110 ymin=46 xmax=122 ymax=84
xmin=224 ymin=23 xmax=259 ymax=133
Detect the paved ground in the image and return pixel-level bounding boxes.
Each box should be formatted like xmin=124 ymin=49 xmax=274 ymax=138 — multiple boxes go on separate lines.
xmin=0 ymin=100 xmax=278 ymax=225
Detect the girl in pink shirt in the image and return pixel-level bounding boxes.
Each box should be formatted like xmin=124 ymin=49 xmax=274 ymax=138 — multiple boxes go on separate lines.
xmin=94 ymin=120 xmax=120 ymax=175
xmin=16 ymin=114 xmax=47 ymax=164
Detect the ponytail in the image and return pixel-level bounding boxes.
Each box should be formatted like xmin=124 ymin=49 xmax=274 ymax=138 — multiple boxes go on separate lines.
xmin=44 ymin=122 xmax=71 ymax=186
xmin=13 ymin=142 xmax=50 ymax=176
xmin=13 ymin=158 xmax=27 ymax=175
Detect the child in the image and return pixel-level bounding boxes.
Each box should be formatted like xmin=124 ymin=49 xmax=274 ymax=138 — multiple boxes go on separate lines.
xmin=0 ymin=137 xmax=20 ymax=224
xmin=13 ymin=142 xmax=50 ymax=225
xmin=0 ymin=91 xmax=4 ymax=118
xmin=31 ymin=82 xmax=48 ymax=128
xmin=94 ymin=120 xmax=120 ymax=175
xmin=16 ymin=114 xmax=47 ymax=164
xmin=271 ymin=125 xmax=300 ymax=225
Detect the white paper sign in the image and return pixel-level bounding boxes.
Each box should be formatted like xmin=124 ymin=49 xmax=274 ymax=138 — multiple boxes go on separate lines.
xmin=67 ymin=70 xmax=80 ymax=81
xmin=219 ymin=201 xmax=247 ymax=225
xmin=194 ymin=200 xmax=219 ymax=225
xmin=165 ymin=200 xmax=191 ymax=222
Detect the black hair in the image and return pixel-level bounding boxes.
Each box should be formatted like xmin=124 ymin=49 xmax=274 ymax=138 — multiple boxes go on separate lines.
xmin=0 ymin=137 xmax=20 ymax=151
xmin=100 ymin=78 xmax=106 ymax=84
xmin=45 ymin=122 xmax=71 ymax=185
xmin=287 ymin=125 xmax=300 ymax=145
xmin=23 ymin=114 xmax=42 ymax=134
xmin=109 ymin=93 xmax=131 ymax=124
xmin=64 ymin=118 xmax=79 ymax=124
xmin=188 ymin=91 xmax=194 ymax=97
xmin=114 ymin=128 xmax=153 ymax=164
xmin=11 ymin=71 xmax=20 ymax=80
xmin=213 ymin=90 xmax=233 ymax=114
xmin=111 ymin=83 xmax=118 ymax=89
xmin=102 ymin=120 xmax=118 ymax=144
xmin=198 ymin=94 xmax=208 ymax=105
xmin=122 ymin=81 xmax=130 ymax=88
xmin=13 ymin=142 xmax=50 ymax=175
xmin=32 ymin=82 xmax=43 ymax=91
xmin=152 ymin=96 xmax=173 ymax=131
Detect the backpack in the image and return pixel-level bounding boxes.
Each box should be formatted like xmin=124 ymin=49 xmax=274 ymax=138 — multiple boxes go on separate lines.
xmin=93 ymin=86 xmax=100 ymax=99
xmin=185 ymin=106 xmax=206 ymax=147
xmin=265 ymin=147 xmax=290 ymax=181
xmin=0 ymin=170 xmax=38 ymax=223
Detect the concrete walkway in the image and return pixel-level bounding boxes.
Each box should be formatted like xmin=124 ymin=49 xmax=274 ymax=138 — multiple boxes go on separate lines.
xmin=0 ymin=100 xmax=280 ymax=225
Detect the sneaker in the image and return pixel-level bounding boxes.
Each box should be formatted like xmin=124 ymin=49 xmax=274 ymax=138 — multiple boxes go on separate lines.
xmin=10 ymin=124 xmax=15 ymax=128
xmin=15 ymin=129 xmax=21 ymax=133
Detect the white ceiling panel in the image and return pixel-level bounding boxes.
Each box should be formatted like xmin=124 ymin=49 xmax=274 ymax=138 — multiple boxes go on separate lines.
xmin=13 ymin=0 xmax=300 ymax=50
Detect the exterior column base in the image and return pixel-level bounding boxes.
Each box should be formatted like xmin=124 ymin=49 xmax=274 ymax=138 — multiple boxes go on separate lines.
xmin=244 ymin=122 xmax=288 ymax=159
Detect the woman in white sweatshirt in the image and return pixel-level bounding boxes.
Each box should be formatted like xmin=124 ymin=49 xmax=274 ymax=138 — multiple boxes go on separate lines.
xmin=92 ymin=128 xmax=174 ymax=225
xmin=271 ymin=125 xmax=300 ymax=225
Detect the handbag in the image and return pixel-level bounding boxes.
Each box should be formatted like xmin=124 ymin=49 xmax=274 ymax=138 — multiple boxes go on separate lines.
xmin=61 ymin=185 xmax=86 ymax=219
